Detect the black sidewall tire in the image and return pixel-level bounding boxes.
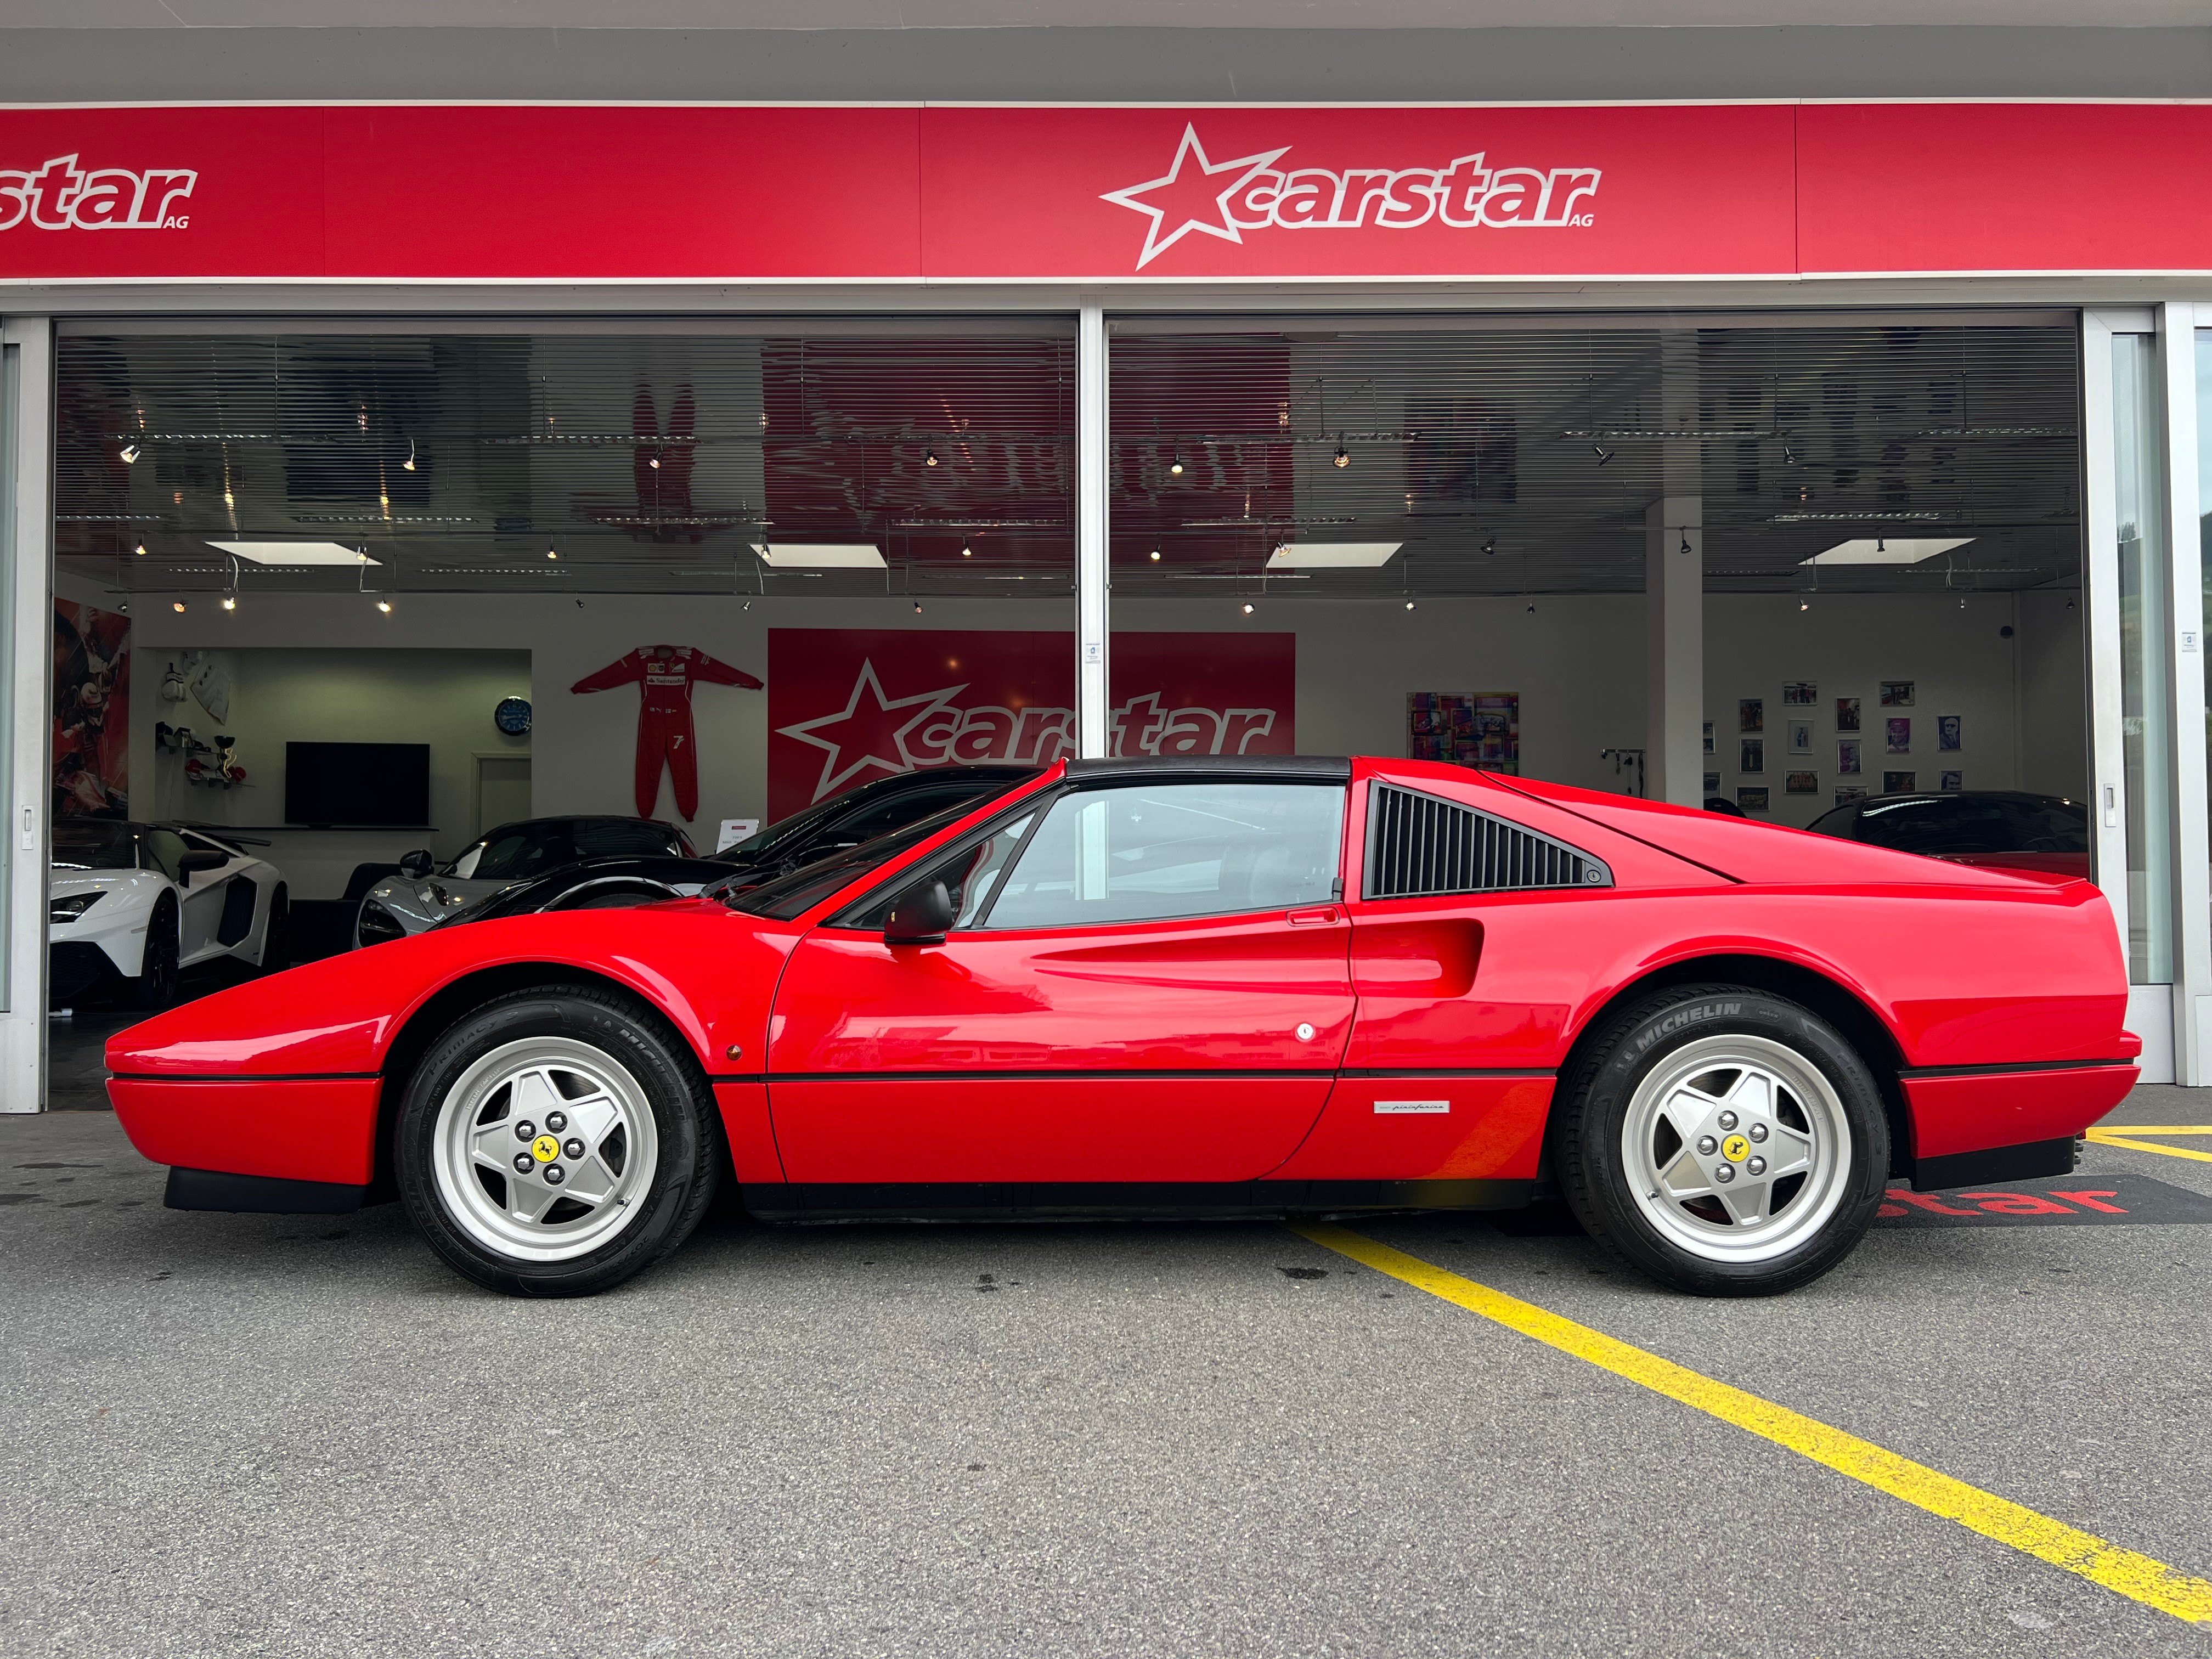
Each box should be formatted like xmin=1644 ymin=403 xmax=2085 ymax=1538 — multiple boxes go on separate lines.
xmin=132 ymin=898 xmax=180 ymax=1009
xmin=262 ymin=885 xmax=290 ymax=971
xmin=1554 ymin=987 xmax=1890 ymax=1297
xmin=394 ymin=986 xmax=723 ymax=1297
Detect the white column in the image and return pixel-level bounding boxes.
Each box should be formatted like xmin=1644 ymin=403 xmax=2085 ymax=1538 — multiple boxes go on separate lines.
xmin=2081 ymin=312 xmax=2135 ymax=976
xmin=1645 ymin=498 xmax=1704 ymax=805
xmin=1075 ymin=300 xmax=1110 ymax=759
xmin=0 ymin=317 xmax=52 ymax=1113
xmin=2157 ymin=302 xmax=2210 ymax=1084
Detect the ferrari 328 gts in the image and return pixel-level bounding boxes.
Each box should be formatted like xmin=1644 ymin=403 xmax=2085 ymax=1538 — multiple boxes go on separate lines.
xmin=105 ymin=757 xmax=2139 ymax=1298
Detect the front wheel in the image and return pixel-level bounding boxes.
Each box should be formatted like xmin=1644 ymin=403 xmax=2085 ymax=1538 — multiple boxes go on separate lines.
xmin=395 ymin=986 xmax=723 ymax=1296
xmin=131 ymin=896 xmax=180 ymax=1009
xmin=1550 ymin=986 xmax=1889 ymax=1296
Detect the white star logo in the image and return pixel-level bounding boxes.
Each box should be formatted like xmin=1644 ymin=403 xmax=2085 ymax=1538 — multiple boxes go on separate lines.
xmin=774 ymin=659 xmax=968 ymax=803
xmin=1100 ymin=124 xmax=1291 ymax=272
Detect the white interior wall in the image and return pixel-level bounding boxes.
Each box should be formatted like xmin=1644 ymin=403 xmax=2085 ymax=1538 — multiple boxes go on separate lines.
xmin=108 ymin=582 xmax=2087 ymax=897
xmin=131 ymin=646 xmax=532 ymax=902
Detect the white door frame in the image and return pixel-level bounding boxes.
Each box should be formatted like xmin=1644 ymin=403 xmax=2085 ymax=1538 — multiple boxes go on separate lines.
xmin=0 ymin=316 xmax=52 ymax=1113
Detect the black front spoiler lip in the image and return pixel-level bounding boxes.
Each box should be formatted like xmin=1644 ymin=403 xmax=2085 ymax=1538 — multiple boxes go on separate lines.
xmin=165 ymin=1167 xmax=367 ymax=1215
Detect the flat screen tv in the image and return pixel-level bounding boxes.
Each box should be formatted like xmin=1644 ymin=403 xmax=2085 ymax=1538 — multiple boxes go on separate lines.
xmin=284 ymin=742 xmax=431 ymax=827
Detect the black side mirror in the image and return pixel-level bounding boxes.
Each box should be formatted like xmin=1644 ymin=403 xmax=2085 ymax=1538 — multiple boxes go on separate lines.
xmin=883 ymin=879 xmax=953 ymax=945
xmin=176 ymin=848 xmax=227 ymax=885
xmin=398 ymin=849 xmax=435 ymax=880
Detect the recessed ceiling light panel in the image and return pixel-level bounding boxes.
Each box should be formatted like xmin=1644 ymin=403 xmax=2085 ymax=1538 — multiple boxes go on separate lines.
xmin=1265 ymin=541 xmax=1402 ymax=571
xmin=208 ymin=541 xmax=380 ymax=566
xmin=752 ymin=543 xmax=887 ymax=569
xmin=1799 ymin=537 xmax=1973 ymax=567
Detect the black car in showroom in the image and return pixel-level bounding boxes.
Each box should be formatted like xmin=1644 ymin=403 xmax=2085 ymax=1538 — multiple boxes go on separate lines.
xmin=422 ymin=764 xmax=1040 ymax=932
xmin=1803 ymin=789 xmax=2090 ymax=879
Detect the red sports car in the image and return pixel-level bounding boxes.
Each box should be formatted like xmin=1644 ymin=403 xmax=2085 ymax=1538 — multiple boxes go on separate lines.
xmin=105 ymin=757 xmax=2139 ymax=1299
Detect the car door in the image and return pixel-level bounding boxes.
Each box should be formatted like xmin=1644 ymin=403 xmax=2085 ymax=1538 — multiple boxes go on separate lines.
xmin=1273 ymin=769 xmax=1726 ymax=1186
xmin=768 ymin=769 xmax=1355 ymax=1186
xmin=161 ymin=830 xmax=248 ymax=965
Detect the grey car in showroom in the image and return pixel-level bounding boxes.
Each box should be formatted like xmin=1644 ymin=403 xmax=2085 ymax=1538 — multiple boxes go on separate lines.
xmin=353 ymin=816 xmax=695 ymax=946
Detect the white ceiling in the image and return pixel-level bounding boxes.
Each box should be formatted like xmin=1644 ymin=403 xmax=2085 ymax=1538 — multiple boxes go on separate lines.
xmin=16 ymin=1 xmax=2211 ymax=27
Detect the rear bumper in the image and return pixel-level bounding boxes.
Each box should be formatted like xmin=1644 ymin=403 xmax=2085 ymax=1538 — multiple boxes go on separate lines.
xmin=1901 ymin=1062 xmax=2136 ymax=1186
xmin=109 ymin=1075 xmax=382 ymax=1186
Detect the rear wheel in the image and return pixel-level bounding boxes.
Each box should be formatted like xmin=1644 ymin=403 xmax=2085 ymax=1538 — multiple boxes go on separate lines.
xmin=130 ymin=896 xmax=180 ymax=1009
xmin=394 ymin=986 xmax=723 ymax=1296
xmin=1550 ymin=985 xmax=1889 ymax=1296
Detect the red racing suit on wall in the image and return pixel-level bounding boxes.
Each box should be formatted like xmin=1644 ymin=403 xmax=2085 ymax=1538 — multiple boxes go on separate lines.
xmin=571 ymin=645 xmax=763 ymax=821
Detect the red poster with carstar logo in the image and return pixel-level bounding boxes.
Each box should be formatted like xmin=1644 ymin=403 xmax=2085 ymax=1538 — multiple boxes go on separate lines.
xmin=767 ymin=629 xmax=1294 ymax=820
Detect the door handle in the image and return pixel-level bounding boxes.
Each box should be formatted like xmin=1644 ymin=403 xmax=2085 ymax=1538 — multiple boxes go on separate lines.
xmin=1287 ymin=906 xmax=1342 ymax=926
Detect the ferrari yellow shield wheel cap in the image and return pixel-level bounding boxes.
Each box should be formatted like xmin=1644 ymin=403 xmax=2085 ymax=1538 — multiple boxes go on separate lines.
xmin=1722 ymin=1134 xmax=1751 ymax=1163
xmin=531 ymin=1133 xmax=561 ymax=1164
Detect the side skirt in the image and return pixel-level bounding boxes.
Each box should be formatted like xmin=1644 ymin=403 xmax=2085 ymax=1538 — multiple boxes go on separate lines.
xmin=742 ymin=1178 xmax=1536 ymax=1223
xmin=1912 ymin=1137 xmax=2076 ymax=1192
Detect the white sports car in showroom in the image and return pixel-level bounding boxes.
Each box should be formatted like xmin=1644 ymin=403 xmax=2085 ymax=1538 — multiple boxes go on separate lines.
xmin=49 ymin=820 xmax=289 ymax=1008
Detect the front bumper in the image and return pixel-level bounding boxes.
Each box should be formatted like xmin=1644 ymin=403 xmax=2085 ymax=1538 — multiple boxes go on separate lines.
xmin=109 ymin=1075 xmax=383 ymax=1186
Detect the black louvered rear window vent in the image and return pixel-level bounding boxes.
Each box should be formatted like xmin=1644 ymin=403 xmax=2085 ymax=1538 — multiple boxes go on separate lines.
xmin=1364 ymin=784 xmax=1612 ymax=899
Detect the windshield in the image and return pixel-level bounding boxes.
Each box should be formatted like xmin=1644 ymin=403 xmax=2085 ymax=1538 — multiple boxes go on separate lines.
xmin=51 ymin=820 xmax=138 ymax=871
xmin=718 ymin=800 xmax=981 ymax=921
xmin=449 ymin=825 xmax=563 ymax=882
xmin=714 ymin=796 xmax=844 ymax=863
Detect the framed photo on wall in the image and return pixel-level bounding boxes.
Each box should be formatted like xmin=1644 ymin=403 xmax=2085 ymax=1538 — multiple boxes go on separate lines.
xmin=1838 ymin=738 xmax=1861 ymax=775
xmin=1938 ymin=715 xmax=1961 ymax=751
xmin=1737 ymin=787 xmax=1769 ymax=812
xmin=1785 ymin=770 xmax=1819 ymax=794
xmin=1940 ymin=770 xmax=1963 ymax=792
xmin=1739 ymin=698 xmax=1764 ymax=733
xmin=1782 ymin=681 xmax=1817 ymax=706
xmin=1703 ymin=771 xmax=1721 ymax=794
xmin=1884 ymin=770 xmax=1916 ymax=793
xmin=1836 ymin=697 xmax=1861 ymax=732
xmin=1880 ymin=680 xmax=1915 ymax=707
xmin=1703 ymin=721 xmax=1715 ymax=755
xmin=1740 ymin=739 xmax=1764 ymax=774
xmin=1406 ymin=691 xmax=1520 ymax=774
xmin=1834 ymin=787 xmax=1868 ymax=806
xmin=1787 ymin=718 xmax=1813 ymax=754
xmin=1886 ymin=717 xmax=1911 ymax=754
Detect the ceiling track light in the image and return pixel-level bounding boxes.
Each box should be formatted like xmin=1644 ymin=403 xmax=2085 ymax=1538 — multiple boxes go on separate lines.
xmin=1149 ymin=548 xmax=1162 ymax=562
xmin=1592 ymin=445 xmax=1613 ymax=467
xmin=924 ymin=450 xmax=940 ymax=469
xmin=913 ymin=600 xmax=924 ymax=614
xmin=961 ymin=544 xmax=973 ymax=557
xmin=171 ymin=601 xmax=185 ymax=613
xmin=376 ymin=599 xmax=392 ymax=614
xmin=402 ymin=438 xmax=417 ymax=472
xmin=1782 ymin=443 xmax=1799 ymax=465
xmin=222 ymin=596 xmax=236 ymax=611
xmin=1403 ymin=600 xmax=1417 ymax=611
xmin=1333 ymin=438 xmax=1350 ymax=470
xmin=648 ymin=447 xmax=662 ymax=471
xmin=1169 ymin=443 xmax=1184 ymax=477
xmin=134 ymin=543 xmax=148 ymax=557
xmin=1679 ymin=534 xmax=1692 ymax=556
xmin=119 ymin=444 xmax=141 ymax=465
xmin=547 ymin=546 xmax=560 ymax=560
xmin=1481 ymin=537 xmax=1497 ymax=556
xmin=1240 ymin=602 xmax=1255 ymax=615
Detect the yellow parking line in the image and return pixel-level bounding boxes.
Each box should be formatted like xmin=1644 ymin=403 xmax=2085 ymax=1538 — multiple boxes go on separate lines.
xmin=2086 ymin=1130 xmax=2212 ymax=1165
xmin=1293 ymin=1222 xmax=2212 ymax=1625
xmin=2094 ymin=1125 xmax=2212 ymax=1136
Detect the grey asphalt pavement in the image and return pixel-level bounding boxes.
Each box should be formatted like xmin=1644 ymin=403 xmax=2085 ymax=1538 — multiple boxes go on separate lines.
xmin=2 ymin=1084 xmax=2209 ymax=1658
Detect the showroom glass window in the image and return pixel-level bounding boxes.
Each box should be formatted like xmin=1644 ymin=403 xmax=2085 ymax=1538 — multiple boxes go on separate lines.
xmin=2199 ymin=329 xmax=2212 ymax=855
xmin=2114 ymin=334 xmax=2172 ymax=984
xmin=980 ymin=782 xmax=1344 ymax=929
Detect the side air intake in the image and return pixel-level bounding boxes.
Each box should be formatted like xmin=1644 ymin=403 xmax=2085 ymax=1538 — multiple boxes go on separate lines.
xmin=1365 ymin=783 xmax=1612 ymax=899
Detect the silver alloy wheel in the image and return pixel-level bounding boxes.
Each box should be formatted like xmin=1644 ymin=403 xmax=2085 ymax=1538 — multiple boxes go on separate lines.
xmin=431 ymin=1036 xmax=661 ymax=1263
xmin=1620 ymin=1032 xmax=1852 ymax=1265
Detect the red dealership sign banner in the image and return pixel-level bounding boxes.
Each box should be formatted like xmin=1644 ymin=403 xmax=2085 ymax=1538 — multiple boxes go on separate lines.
xmin=766 ymin=629 xmax=1294 ymax=819
xmin=3 ymin=102 xmax=2211 ymax=282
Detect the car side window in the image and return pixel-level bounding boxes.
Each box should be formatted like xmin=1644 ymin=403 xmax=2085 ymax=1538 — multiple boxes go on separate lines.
xmin=843 ymin=809 xmax=1040 ymax=931
xmin=140 ymin=828 xmax=188 ymax=883
xmin=1363 ymin=783 xmax=1611 ymax=897
xmin=981 ymin=782 xmax=1344 ymax=930
xmin=832 ymin=786 xmax=983 ymax=847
